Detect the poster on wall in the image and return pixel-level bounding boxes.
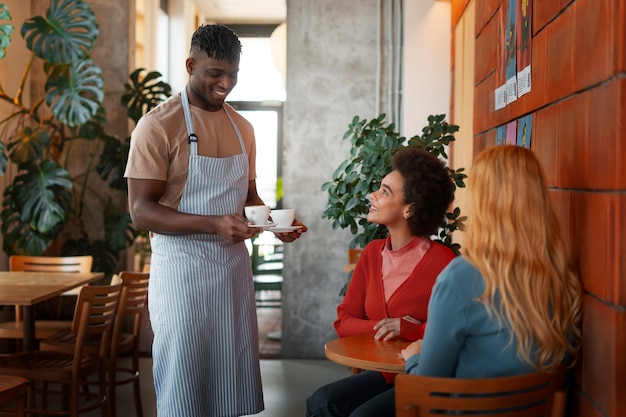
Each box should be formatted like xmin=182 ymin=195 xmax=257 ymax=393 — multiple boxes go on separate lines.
xmin=516 ymin=115 xmax=532 ymax=148
xmin=506 ymin=121 xmax=517 ymax=145
xmin=505 ymin=0 xmax=518 ymax=104
xmin=495 ymin=7 xmax=508 ymax=111
xmin=496 ymin=125 xmax=507 ymax=145
xmin=516 ymin=0 xmax=532 ymax=96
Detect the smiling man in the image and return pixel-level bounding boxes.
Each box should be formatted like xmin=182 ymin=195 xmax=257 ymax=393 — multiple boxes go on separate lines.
xmin=124 ymin=24 xmax=305 ymax=417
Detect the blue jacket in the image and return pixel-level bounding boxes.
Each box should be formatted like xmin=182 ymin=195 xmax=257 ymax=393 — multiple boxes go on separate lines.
xmin=405 ymin=256 xmax=536 ymax=377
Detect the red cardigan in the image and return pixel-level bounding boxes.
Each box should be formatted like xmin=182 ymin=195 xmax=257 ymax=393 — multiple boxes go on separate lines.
xmin=334 ymin=239 xmax=456 ymax=382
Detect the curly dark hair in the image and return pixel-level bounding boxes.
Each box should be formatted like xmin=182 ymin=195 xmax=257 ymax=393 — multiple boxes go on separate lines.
xmin=391 ymin=147 xmax=455 ymax=237
xmin=190 ymin=24 xmax=241 ymax=64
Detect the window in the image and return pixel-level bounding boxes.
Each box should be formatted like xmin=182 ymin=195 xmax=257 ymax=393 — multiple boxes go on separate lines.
xmin=228 ymin=29 xmax=286 ymax=208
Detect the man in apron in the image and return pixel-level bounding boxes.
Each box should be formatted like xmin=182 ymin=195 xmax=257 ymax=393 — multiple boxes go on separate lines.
xmin=125 ymin=24 xmax=306 ymax=417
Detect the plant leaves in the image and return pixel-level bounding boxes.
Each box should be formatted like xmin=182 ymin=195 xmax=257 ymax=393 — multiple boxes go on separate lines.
xmin=322 ymin=113 xmax=464 ymax=250
xmin=0 ymin=4 xmax=14 ymax=60
xmin=6 ymin=126 xmax=50 ymax=165
xmin=104 ymin=203 xmax=137 ymax=251
xmin=45 ymin=59 xmax=104 ymax=126
xmin=122 ymin=68 xmax=172 ymax=124
xmin=11 ymin=160 xmax=72 ymax=234
xmin=20 ymin=0 xmax=98 ymax=64
xmin=0 ymin=163 xmax=71 ymax=256
xmin=96 ymin=135 xmax=129 ymax=190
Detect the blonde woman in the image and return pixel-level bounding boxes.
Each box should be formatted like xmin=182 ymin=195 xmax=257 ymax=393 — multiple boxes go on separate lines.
xmin=401 ymin=145 xmax=582 ymax=378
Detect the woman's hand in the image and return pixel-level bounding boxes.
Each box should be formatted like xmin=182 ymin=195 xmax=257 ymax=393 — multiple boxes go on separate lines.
xmin=400 ymin=339 xmax=422 ymax=361
xmin=373 ymin=317 xmax=401 ymax=341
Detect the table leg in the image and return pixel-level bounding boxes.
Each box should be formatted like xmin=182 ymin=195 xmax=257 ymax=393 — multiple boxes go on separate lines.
xmin=21 ymin=306 xmax=36 ymax=351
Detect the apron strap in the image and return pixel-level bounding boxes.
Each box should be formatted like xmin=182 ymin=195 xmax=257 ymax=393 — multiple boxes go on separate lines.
xmin=180 ymin=88 xmax=197 ymax=143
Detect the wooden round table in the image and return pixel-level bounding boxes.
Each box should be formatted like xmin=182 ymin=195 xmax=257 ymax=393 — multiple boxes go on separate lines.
xmin=324 ymin=334 xmax=411 ymax=373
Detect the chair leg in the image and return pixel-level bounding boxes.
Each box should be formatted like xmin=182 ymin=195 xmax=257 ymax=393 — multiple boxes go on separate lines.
xmin=108 ymin=372 xmax=116 ymax=417
xmin=99 ymin=371 xmax=110 ymax=417
xmin=132 ymin=375 xmax=144 ymax=417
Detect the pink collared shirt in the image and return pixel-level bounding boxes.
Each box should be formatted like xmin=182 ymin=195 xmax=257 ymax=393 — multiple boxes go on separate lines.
xmin=381 ymin=236 xmax=432 ymax=302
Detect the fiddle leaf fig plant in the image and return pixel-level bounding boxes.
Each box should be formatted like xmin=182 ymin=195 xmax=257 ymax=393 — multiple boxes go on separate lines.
xmin=322 ymin=113 xmax=467 ymax=253
xmin=0 ymin=0 xmax=171 ymax=276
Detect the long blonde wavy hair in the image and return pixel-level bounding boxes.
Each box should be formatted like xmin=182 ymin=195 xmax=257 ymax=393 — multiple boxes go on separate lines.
xmin=464 ymin=146 xmax=582 ymax=371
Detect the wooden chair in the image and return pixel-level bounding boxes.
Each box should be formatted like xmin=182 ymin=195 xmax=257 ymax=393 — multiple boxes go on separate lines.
xmin=40 ymin=271 xmax=150 ymax=417
xmin=0 ymin=375 xmax=29 ymax=417
xmin=0 ymin=283 xmax=121 ymax=417
xmin=395 ymin=371 xmax=567 ymax=417
xmin=0 ymin=255 xmax=93 ymax=342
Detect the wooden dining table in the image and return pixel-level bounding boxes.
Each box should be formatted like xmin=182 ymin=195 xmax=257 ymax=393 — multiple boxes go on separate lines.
xmin=324 ymin=333 xmax=411 ymax=373
xmin=0 ymin=271 xmax=104 ymax=351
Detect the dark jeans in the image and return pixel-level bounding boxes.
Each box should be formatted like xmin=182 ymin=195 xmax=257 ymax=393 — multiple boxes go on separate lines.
xmin=306 ymin=371 xmax=395 ymax=417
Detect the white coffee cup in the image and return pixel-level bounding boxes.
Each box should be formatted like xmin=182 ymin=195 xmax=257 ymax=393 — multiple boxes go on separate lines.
xmin=245 ymin=205 xmax=271 ymax=225
xmin=271 ymin=209 xmax=295 ymax=227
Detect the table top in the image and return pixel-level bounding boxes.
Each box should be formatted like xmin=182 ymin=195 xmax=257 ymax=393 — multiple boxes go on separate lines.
xmin=325 ymin=333 xmax=411 ymax=373
xmin=0 ymin=271 xmax=104 ymax=305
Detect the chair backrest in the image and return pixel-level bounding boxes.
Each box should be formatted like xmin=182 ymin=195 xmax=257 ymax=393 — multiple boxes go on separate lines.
xmin=9 ymin=255 xmax=94 ymax=320
xmin=395 ymin=371 xmax=567 ymax=417
xmin=109 ymin=271 xmax=150 ymax=356
xmin=9 ymin=255 xmax=93 ymax=273
xmin=70 ymin=283 xmax=121 ymax=366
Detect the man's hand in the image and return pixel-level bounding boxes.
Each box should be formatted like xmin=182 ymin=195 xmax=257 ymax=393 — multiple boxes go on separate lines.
xmin=272 ymin=219 xmax=308 ymax=243
xmin=219 ymin=214 xmax=262 ymax=243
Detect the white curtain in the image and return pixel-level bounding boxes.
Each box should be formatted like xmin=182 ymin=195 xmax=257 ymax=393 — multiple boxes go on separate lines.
xmin=376 ymin=0 xmax=403 ymax=130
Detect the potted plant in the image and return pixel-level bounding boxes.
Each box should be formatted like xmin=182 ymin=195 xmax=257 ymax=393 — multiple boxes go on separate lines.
xmin=0 ymin=0 xmax=170 ymax=276
xmin=321 ymin=114 xmax=467 ymax=293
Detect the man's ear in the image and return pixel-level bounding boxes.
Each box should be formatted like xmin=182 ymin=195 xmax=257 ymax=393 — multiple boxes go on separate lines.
xmin=185 ymin=57 xmax=195 ymax=75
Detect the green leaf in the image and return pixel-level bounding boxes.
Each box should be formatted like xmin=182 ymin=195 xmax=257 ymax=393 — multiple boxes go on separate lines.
xmin=73 ymin=105 xmax=107 ymax=139
xmin=122 ymin=68 xmax=172 ymax=124
xmin=96 ymin=135 xmax=129 ymax=190
xmin=0 ymin=141 xmax=7 ymax=175
xmin=20 ymin=0 xmax=98 ymax=64
xmin=12 ymin=160 xmax=72 ymax=234
xmin=0 ymin=206 xmax=57 ymax=255
xmin=45 ymin=59 xmax=104 ymax=127
xmin=0 ymin=168 xmax=70 ymax=256
xmin=104 ymin=207 xmax=137 ymax=251
xmin=0 ymin=4 xmax=14 ymax=60
xmin=7 ymin=127 xmax=50 ymax=166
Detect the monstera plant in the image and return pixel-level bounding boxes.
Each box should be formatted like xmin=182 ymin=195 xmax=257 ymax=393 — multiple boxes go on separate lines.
xmin=0 ymin=0 xmax=170 ymax=276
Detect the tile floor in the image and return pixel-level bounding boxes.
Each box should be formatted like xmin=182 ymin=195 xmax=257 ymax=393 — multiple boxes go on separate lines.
xmin=84 ymin=296 xmax=351 ymax=416
xmin=95 ymin=356 xmax=350 ymax=417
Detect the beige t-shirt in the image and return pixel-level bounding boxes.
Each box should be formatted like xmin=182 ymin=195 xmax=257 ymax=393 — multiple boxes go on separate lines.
xmin=124 ymin=93 xmax=257 ymax=209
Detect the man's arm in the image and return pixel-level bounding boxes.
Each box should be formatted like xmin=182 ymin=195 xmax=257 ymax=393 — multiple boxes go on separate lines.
xmin=128 ymin=178 xmax=259 ymax=243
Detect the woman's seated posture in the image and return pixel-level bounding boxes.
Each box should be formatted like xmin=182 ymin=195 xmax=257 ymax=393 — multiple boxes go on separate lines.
xmin=401 ymin=145 xmax=582 ymax=382
xmin=307 ymin=147 xmax=457 ymax=417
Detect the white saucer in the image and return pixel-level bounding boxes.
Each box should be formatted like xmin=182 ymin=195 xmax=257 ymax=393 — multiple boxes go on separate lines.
xmin=269 ymin=226 xmax=300 ymax=233
xmin=248 ymin=222 xmax=277 ymax=229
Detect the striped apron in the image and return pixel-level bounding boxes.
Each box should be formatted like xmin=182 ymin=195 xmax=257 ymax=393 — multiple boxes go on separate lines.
xmin=148 ymin=88 xmax=264 ymax=417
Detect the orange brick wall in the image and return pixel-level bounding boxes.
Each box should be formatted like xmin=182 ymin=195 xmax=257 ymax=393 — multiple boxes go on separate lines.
xmin=452 ymin=0 xmax=626 ymax=416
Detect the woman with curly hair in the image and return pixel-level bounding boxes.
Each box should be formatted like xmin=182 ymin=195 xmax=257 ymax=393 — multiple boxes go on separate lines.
xmin=307 ymin=147 xmax=457 ymax=417
xmin=401 ymin=145 xmax=582 ymax=380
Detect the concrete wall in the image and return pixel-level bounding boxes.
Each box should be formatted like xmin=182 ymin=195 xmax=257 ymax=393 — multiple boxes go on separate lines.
xmin=280 ymin=0 xmax=379 ymax=358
